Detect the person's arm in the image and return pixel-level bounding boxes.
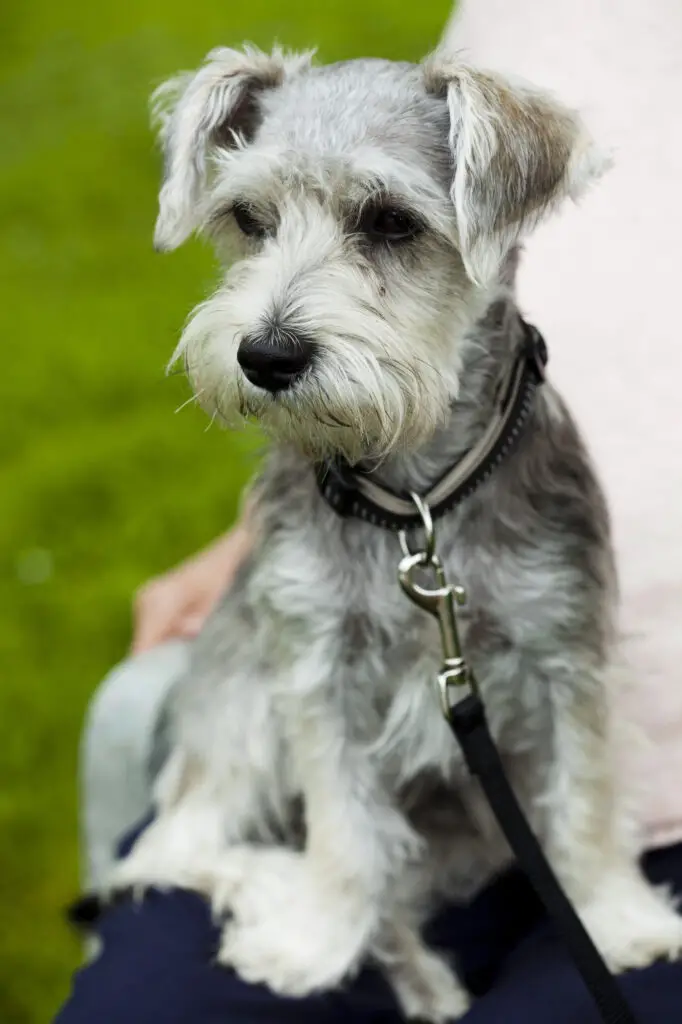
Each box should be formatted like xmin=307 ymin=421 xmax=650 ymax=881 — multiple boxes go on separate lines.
xmin=131 ymin=507 xmax=255 ymax=655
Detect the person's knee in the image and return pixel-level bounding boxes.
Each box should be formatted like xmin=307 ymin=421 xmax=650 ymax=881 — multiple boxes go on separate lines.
xmin=84 ymin=639 xmax=191 ymax=751
xmin=81 ymin=640 xmax=192 ymax=888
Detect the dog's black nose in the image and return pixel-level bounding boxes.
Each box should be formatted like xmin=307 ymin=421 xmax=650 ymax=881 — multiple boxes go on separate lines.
xmin=237 ymin=331 xmax=314 ymax=393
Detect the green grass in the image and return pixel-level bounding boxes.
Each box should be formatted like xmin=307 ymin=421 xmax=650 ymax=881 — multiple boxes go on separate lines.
xmin=0 ymin=3 xmax=451 ymax=1020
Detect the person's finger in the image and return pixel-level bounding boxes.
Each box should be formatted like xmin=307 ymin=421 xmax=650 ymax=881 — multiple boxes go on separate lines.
xmin=177 ymin=612 xmax=207 ymax=637
xmin=131 ymin=617 xmax=173 ymax=655
xmin=131 ymin=582 xmax=182 ymax=654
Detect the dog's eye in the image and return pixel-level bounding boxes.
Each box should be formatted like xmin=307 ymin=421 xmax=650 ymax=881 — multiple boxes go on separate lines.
xmin=232 ymin=203 xmax=266 ymax=239
xmin=364 ymin=207 xmax=422 ymax=242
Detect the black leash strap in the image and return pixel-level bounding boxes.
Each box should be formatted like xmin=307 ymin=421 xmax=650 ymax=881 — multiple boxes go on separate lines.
xmin=447 ymin=692 xmax=639 ymax=1024
xmin=397 ymin=503 xmax=638 ymax=1024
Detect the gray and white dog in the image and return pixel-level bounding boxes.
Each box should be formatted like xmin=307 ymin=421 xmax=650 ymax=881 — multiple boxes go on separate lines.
xmin=113 ymin=43 xmax=682 ymax=1021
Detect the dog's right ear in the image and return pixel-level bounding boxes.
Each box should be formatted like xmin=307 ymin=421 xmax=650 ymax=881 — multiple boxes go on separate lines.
xmin=152 ymin=45 xmax=312 ymax=252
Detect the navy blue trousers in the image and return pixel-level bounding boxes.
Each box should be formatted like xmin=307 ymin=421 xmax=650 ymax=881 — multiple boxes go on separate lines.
xmin=56 ymin=837 xmax=682 ymax=1024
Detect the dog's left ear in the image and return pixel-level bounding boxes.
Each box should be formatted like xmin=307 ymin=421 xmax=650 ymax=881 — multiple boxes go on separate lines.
xmin=152 ymin=45 xmax=313 ymax=251
xmin=423 ymin=53 xmax=609 ymax=285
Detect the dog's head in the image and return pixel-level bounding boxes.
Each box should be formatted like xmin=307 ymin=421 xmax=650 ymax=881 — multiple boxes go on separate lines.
xmin=155 ymin=46 xmax=605 ymax=462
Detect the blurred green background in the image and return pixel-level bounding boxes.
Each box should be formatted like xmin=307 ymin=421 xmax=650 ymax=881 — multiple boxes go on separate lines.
xmin=0 ymin=1 xmax=452 ymax=1020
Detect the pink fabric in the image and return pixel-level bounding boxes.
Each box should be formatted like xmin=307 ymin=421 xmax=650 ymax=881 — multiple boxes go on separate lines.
xmin=444 ymin=0 xmax=682 ymax=847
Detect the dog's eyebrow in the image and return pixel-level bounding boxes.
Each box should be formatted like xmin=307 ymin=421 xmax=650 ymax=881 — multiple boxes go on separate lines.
xmin=202 ymin=145 xmax=457 ymax=242
xmin=205 ymin=147 xmax=293 ymax=214
xmin=350 ymin=150 xmax=446 ymax=204
xmin=348 ymin=151 xmax=457 ymax=241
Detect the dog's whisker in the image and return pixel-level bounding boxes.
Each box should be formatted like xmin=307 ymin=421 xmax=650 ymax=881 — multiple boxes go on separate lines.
xmin=174 ymin=389 xmax=205 ymax=414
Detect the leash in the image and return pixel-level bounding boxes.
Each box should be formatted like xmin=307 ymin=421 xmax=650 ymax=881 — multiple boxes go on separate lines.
xmin=315 ymin=319 xmax=639 ymax=1022
xmin=397 ymin=496 xmax=638 ymax=1024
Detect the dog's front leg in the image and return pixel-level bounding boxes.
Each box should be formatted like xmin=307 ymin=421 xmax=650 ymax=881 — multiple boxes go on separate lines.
xmin=544 ymin=662 xmax=682 ymax=972
xmin=215 ymin=685 xmax=423 ymax=997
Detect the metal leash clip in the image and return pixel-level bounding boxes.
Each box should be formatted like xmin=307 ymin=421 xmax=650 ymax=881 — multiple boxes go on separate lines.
xmin=397 ymin=492 xmax=479 ymax=719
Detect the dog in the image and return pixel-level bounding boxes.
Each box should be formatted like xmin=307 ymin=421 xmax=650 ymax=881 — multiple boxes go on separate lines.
xmin=111 ymin=43 xmax=682 ymax=1021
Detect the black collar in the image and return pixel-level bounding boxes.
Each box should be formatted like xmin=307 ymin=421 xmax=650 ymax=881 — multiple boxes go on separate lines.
xmin=315 ymin=318 xmax=548 ymax=531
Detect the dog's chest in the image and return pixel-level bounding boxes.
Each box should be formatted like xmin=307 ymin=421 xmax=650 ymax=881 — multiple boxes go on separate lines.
xmin=261 ymin=517 xmax=536 ymax=755
xmin=264 ymin=519 xmax=441 ymax=661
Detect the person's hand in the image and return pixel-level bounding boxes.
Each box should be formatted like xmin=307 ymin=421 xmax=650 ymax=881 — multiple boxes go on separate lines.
xmin=131 ymin=519 xmax=254 ymax=655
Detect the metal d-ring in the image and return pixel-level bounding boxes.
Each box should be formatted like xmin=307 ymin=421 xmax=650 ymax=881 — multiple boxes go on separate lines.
xmin=398 ymin=490 xmax=436 ymax=564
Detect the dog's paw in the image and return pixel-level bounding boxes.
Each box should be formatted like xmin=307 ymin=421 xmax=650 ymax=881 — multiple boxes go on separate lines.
xmin=108 ymin=845 xmax=210 ymax=899
xmin=107 ymin=855 xmax=155 ymax=895
xmin=386 ymin=946 xmax=470 ymax=1023
xmin=107 ymin=850 xmax=174 ymax=897
xmin=214 ymin=846 xmax=376 ymax=996
xmin=580 ymin=874 xmax=682 ymax=973
xmin=108 ymin=812 xmax=223 ymax=898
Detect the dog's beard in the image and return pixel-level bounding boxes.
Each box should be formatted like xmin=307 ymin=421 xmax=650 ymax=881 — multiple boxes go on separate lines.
xmin=170 ymin=237 xmax=466 ymax=463
xmin=173 ymin=307 xmax=459 ymax=464
xmin=238 ymin=373 xmax=440 ymax=465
